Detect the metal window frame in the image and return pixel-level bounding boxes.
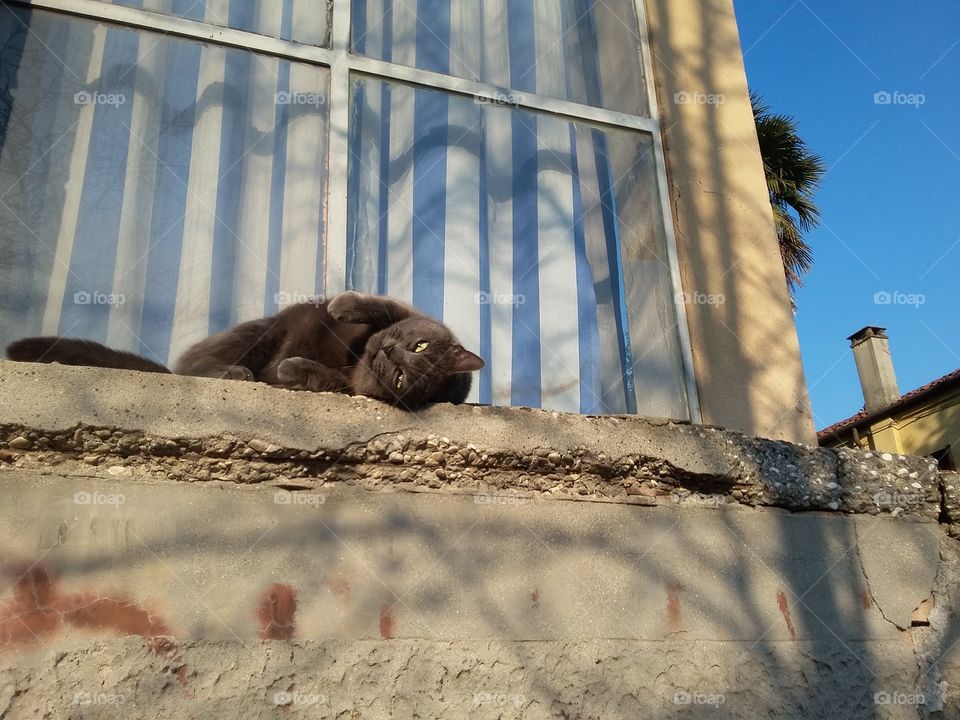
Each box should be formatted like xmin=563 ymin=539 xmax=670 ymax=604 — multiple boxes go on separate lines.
xmin=634 ymin=0 xmax=703 ymax=422
xmin=11 ymin=0 xmax=702 ymax=422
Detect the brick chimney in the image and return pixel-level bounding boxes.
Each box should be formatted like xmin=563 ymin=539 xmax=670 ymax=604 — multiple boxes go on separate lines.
xmin=848 ymin=326 xmax=901 ymax=413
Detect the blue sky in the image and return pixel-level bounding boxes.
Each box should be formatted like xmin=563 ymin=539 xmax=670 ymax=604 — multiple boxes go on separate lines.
xmin=732 ymin=1 xmax=960 ymax=429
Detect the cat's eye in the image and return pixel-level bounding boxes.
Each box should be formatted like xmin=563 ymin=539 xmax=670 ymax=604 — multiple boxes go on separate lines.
xmin=395 ymin=371 xmax=405 ymax=389
xmin=414 ymin=341 xmax=429 ymax=353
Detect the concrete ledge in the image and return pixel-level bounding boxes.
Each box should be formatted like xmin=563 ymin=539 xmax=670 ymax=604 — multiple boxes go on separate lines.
xmin=0 ymin=361 xmax=943 ymax=519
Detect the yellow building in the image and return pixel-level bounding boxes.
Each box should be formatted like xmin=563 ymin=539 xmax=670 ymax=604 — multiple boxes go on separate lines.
xmin=818 ymin=326 xmax=960 ymax=470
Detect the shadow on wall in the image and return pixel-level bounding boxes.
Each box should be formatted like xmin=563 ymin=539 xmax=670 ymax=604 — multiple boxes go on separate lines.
xmin=0 ymin=3 xmax=930 ymax=720
xmin=648 ymin=0 xmax=813 ymax=442
xmin=656 ymin=0 xmax=863 ymax=712
xmin=0 ymin=479 xmax=940 ymax=717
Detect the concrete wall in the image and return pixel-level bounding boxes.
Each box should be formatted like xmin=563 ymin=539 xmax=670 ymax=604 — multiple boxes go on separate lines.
xmin=645 ymin=0 xmax=816 ymax=444
xmin=1 ymin=361 xmax=959 ymax=719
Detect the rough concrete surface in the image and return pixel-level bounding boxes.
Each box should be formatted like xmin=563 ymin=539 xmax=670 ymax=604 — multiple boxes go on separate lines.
xmin=0 ymin=362 xmax=943 ymax=518
xmin=0 ymin=638 xmax=931 ymax=720
xmin=1 ymin=360 xmax=959 ymax=719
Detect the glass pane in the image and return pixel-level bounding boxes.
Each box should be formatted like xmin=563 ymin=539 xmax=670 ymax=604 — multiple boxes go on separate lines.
xmin=0 ymin=7 xmax=330 ymax=365
xmin=100 ymin=0 xmax=331 ymax=47
xmin=347 ymin=77 xmax=687 ymax=418
xmin=352 ymin=0 xmax=649 ymax=116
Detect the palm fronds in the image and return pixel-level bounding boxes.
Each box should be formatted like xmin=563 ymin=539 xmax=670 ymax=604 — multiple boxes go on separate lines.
xmin=751 ymin=91 xmax=825 ymax=299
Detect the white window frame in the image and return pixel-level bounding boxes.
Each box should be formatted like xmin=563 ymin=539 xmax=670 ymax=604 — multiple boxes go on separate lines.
xmin=10 ymin=0 xmax=702 ymax=422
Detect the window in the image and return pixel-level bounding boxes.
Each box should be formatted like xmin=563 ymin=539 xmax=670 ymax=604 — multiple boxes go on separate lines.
xmin=0 ymin=0 xmax=698 ymax=420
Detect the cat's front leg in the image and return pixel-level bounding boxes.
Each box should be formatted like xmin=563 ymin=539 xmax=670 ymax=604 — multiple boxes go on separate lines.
xmin=275 ymin=356 xmax=350 ymax=393
xmin=327 ymin=291 xmax=417 ymax=329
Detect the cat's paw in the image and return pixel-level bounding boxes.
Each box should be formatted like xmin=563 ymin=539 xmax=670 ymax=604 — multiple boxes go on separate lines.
xmin=221 ymin=365 xmax=254 ymax=381
xmin=276 ymin=356 xmax=312 ymax=384
xmin=277 ymin=356 xmax=347 ymax=392
xmin=327 ymin=291 xmax=368 ymax=323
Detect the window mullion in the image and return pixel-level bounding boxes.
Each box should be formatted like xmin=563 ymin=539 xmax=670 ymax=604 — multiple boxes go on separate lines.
xmin=14 ymin=0 xmax=336 ymax=66
xmin=345 ymin=53 xmax=659 ymax=134
xmin=323 ymin=0 xmax=353 ymax=295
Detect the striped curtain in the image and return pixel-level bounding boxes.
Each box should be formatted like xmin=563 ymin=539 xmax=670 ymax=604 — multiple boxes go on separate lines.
xmin=352 ymin=0 xmax=650 ymax=117
xmin=0 ymin=1 xmax=689 ymax=419
xmin=0 ymin=6 xmax=329 ymax=365
xmin=103 ymin=0 xmax=331 ymax=47
xmin=347 ymin=0 xmax=688 ymax=417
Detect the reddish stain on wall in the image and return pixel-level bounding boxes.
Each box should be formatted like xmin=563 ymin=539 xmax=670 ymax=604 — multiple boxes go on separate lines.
xmin=173 ymin=664 xmax=190 ymax=687
xmin=776 ymin=590 xmax=797 ymax=640
xmin=379 ymin=602 xmax=395 ymax=639
xmin=256 ymin=584 xmax=297 ymax=640
xmin=860 ymin=590 xmax=873 ymax=610
xmin=0 ymin=564 xmax=173 ymax=651
xmin=326 ymin=575 xmax=351 ymax=604
xmin=531 ymin=589 xmax=540 ymax=608
xmin=665 ymin=581 xmax=685 ymax=634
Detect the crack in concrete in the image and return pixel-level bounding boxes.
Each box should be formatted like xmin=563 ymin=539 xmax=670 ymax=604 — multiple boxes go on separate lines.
xmin=911 ymin=542 xmax=960 ymax=718
xmin=853 ymin=519 xmax=907 ymax=632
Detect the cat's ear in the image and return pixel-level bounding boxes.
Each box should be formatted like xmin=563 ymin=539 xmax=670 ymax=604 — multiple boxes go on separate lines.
xmin=447 ymin=345 xmax=485 ymax=372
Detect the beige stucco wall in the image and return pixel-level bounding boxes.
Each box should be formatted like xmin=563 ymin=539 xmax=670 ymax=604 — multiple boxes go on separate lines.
xmin=644 ymin=0 xmax=816 ymax=444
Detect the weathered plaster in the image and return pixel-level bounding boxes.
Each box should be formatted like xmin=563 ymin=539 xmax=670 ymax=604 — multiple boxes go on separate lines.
xmin=1 ymin=361 xmax=959 ymax=719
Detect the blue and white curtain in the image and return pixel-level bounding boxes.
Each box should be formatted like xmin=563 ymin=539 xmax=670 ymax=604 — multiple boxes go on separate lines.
xmin=0 ymin=1 xmax=690 ymax=419
xmin=0 ymin=5 xmax=329 ymax=362
xmin=104 ymin=0 xmax=331 ymax=47
xmin=349 ymin=0 xmax=686 ymax=416
xmin=352 ymin=0 xmax=650 ymax=116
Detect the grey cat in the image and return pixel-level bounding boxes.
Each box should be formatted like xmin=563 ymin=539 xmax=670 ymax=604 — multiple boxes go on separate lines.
xmin=7 ymin=292 xmax=485 ymax=409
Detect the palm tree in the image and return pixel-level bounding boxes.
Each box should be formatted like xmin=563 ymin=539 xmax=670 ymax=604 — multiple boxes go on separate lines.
xmin=751 ymin=91 xmax=825 ymax=300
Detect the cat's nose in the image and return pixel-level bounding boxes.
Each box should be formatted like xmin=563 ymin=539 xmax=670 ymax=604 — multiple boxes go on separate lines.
xmin=382 ymin=339 xmax=398 ymax=358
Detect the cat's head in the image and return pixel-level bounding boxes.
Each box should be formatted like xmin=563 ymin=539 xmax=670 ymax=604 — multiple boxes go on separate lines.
xmin=353 ymin=316 xmax=484 ymax=409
